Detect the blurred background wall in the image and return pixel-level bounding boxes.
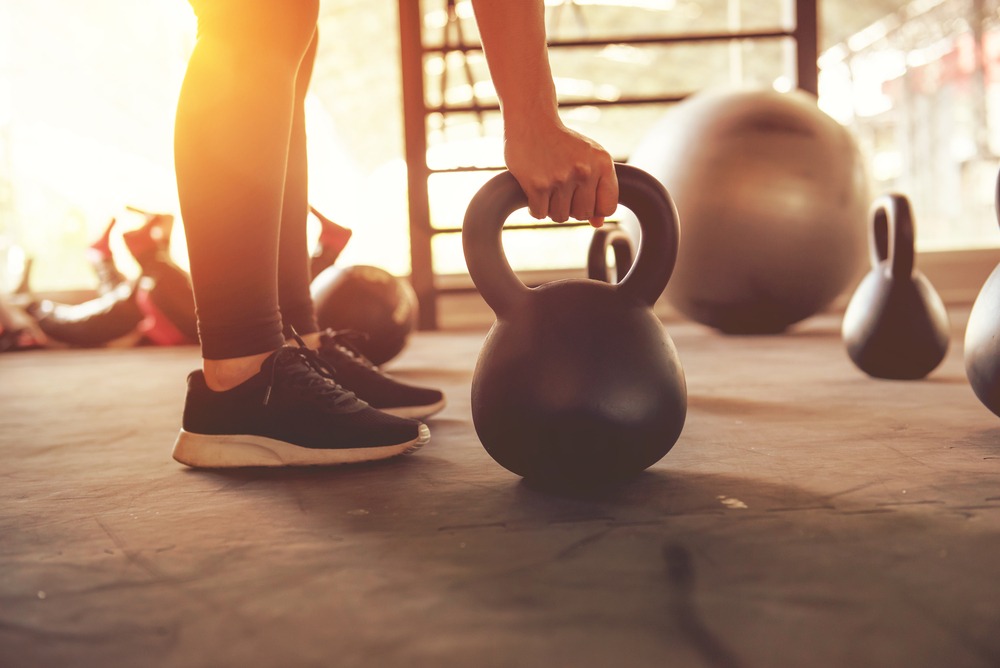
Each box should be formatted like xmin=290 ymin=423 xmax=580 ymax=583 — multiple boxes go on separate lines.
xmin=1 ymin=0 xmax=997 ymax=292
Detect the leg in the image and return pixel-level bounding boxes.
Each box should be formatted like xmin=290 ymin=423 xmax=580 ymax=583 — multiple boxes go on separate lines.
xmin=266 ymin=28 xmax=446 ymax=420
xmin=278 ymin=30 xmax=321 ymax=342
xmin=175 ymin=0 xmax=319 ymax=387
xmin=171 ymin=1 xmax=432 ymax=469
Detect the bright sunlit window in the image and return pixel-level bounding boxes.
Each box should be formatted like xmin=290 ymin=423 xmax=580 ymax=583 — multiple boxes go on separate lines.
xmin=1 ymin=0 xmax=998 ymax=294
xmin=0 ymin=2 xmax=417 ymax=291
xmin=819 ymin=0 xmax=1000 ymax=251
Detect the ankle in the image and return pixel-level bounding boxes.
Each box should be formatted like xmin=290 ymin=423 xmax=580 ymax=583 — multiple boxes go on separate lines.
xmin=290 ymin=331 xmax=322 ymax=350
xmin=203 ymin=351 xmax=274 ymax=391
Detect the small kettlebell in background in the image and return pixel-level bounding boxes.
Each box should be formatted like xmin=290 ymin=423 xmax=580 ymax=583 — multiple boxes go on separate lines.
xmin=964 ymin=171 xmax=1000 ymax=417
xmin=842 ymin=193 xmax=950 ymax=379
xmin=463 ymin=163 xmax=687 ymax=488
xmin=587 ymin=223 xmax=634 ymax=284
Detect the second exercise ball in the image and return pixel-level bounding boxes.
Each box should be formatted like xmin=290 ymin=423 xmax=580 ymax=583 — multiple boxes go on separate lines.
xmin=311 ymin=265 xmax=417 ymax=365
xmin=626 ymin=87 xmax=870 ymax=333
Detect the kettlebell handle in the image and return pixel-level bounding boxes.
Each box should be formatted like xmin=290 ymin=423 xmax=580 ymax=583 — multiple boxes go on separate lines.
xmin=463 ymin=163 xmax=680 ymax=315
xmin=869 ymin=193 xmax=915 ymax=279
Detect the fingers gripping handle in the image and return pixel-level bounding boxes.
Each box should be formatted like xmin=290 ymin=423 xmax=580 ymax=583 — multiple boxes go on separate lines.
xmin=462 ymin=163 xmax=680 ymax=316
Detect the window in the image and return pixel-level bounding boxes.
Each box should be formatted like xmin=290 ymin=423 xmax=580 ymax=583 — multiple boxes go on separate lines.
xmin=1 ymin=1 xmax=995 ymax=297
xmin=819 ymin=0 xmax=1000 ymax=251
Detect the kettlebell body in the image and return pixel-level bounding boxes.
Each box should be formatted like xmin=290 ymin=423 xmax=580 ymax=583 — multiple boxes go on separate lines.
xmin=964 ymin=173 xmax=1000 ymax=417
xmin=842 ymin=194 xmax=949 ymax=380
xmin=464 ymin=164 xmax=686 ymax=487
xmin=966 ymin=266 xmax=1000 ymax=415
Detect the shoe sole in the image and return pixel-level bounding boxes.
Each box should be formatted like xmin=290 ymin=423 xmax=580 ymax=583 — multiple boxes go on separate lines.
xmin=380 ymin=398 xmax=447 ymax=420
xmin=171 ymin=423 xmax=430 ymax=468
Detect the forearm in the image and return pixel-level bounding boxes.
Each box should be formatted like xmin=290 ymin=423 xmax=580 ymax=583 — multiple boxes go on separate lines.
xmin=470 ymin=0 xmax=561 ymax=132
xmin=469 ymin=0 xmax=618 ymax=224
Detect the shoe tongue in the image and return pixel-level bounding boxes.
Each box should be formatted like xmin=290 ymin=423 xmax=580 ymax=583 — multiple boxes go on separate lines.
xmin=272 ymin=344 xmax=342 ymax=381
xmin=263 ymin=347 xmax=331 ymax=395
xmin=265 ymin=345 xmax=311 ymax=375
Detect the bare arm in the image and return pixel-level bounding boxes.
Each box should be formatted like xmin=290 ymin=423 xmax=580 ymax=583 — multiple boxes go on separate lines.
xmin=470 ymin=0 xmax=618 ymax=225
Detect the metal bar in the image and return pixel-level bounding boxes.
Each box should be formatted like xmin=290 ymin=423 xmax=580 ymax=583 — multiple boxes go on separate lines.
xmin=398 ymin=0 xmax=438 ymax=330
xmin=427 ymin=160 xmax=629 ymax=174
xmin=429 ymin=221 xmax=594 ymax=235
xmin=428 ymin=93 xmax=688 ymax=115
xmin=792 ymin=0 xmax=819 ymax=95
xmin=400 ymin=2 xmax=820 ymax=327
xmin=423 ymin=28 xmax=795 ymax=53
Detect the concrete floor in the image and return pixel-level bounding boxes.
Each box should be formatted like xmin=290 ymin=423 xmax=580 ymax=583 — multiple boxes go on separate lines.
xmin=2 ymin=311 xmax=999 ymax=668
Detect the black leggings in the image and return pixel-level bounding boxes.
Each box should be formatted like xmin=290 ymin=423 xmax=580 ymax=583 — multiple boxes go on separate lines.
xmin=175 ymin=0 xmax=320 ymax=359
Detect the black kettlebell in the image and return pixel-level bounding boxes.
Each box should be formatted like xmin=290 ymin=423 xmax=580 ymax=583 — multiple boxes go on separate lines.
xmin=463 ymin=163 xmax=687 ymax=487
xmin=587 ymin=223 xmax=634 ymax=284
xmin=842 ymin=193 xmax=950 ymax=379
xmin=964 ymin=171 xmax=1000 ymax=417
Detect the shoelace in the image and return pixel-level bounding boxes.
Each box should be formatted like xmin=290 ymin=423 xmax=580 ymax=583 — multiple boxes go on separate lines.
xmin=323 ymin=329 xmax=377 ymax=370
xmin=263 ymin=334 xmax=359 ymax=409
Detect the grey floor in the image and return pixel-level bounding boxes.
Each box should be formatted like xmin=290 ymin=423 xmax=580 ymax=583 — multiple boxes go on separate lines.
xmin=2 ymin=312 xmax=999 ymax=668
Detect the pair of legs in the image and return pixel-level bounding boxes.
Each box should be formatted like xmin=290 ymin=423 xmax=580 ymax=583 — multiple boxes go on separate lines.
xmin=175 ymin=0 xmax=320 ymax=390
xmin=172 ymin=0 xmax=442 ymax=469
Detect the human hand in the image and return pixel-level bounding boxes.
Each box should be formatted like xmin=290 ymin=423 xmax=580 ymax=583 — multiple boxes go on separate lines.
xmin=503 ymin=121 xmax=618 ymax=227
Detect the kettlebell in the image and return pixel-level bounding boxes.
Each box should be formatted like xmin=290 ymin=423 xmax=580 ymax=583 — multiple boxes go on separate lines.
xmin=587 ymin=223 xmax=634 ymax=284
xmin=964 ymin=171 xmax=1000 ymax=417
xmin=842 ymin=193 xmax=950 ymax=379
xmin=463 ymin=163 xmax=687 ymax=487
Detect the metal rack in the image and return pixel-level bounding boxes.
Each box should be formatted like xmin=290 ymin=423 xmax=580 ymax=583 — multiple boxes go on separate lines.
xmin=398 ymin=0 xmax=819 ymax=330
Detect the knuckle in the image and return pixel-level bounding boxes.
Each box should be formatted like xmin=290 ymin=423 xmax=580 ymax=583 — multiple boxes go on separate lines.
xmin=527 ymin=178 xmax=550 ymax=193
xmin=548 ymin=174 xmax=570 ymax=190
xmin=570 ymin=162 xmax=593 ymax=181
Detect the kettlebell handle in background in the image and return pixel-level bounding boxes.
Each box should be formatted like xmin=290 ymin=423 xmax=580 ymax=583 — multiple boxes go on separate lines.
xmin=869 ymin=193 xmax=915 ymax=280
xmin=462 ymin=163 xmax=680 ymax=316
xmin=587 ymin=224 xmax=635 ymax=284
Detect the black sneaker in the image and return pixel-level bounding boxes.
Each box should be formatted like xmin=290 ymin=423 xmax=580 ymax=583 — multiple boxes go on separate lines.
xmin=317 ymin=329 xmax=446 ymax=419
xmin=172 ymin=344 xmax=430 ymax=468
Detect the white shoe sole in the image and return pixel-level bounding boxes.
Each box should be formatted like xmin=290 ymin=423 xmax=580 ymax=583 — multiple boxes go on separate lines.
xmin=172 ymin=423 xmax=430 ymax=468
xmin=380 ymin=398 xmax=446 ymax=420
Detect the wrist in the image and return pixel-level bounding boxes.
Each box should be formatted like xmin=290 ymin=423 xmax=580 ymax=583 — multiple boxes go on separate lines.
xmin=501 ymin=100 xmax=562 ymax=139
